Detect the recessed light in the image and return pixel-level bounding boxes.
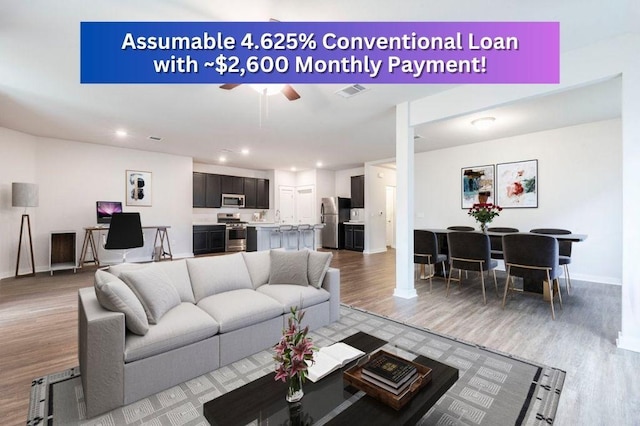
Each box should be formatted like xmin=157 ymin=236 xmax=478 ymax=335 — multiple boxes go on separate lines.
xmin=219 ymin=156 xmax=227 ymax=162
xmin=316 ymin=161 xmax=323 ymax=168
xmin=291 ymin=167 xmax=297 ymax=172
xmin=115 ymin=129 xmax=127 ymax=137
xmin=241 ymin=148 xmax=250 ymax=155
xmin=471 ymin=117 xmax=496 ymax=130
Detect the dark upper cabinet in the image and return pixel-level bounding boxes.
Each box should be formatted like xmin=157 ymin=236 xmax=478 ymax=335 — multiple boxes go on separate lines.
xmin=256 ymin=178 xmax=269 ymax=209
xmin=351 ymin=175 xmax=365 ymax=208
xmin=221 ymin=175 xmax=244 ymax=194
xmin=193 ymin=172 xmax=206 ymax=207
xmin=244 ymin=177 xmax=257 ymax=209
xmin=205 ymin=174 xmax=222 ymax=208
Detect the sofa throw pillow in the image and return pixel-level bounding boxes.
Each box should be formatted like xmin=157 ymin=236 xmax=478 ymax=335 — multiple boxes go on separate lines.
xmin=186 ymin=253 xmax=253 ymax=302
xmin=307 ymin=250 xmax=333 ymax=289
xmin=268 ymin=249 xmax=309 ymax=286
xmin=120 ymin=267 xmax=181 ymax=324
xmin=94 ymin=270 xmax=149 ymax=335
xmin=242 ymin=250 xmax=271 ymax=289
xmin=155 ymin=260 xmax=196 ymax=303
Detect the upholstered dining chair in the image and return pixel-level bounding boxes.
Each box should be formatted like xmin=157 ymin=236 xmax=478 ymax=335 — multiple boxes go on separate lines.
xmin=414 ymin=230 xmax=448 ymax=292
xmin=502 ymin=233 xmax=563 ymax=320
xmin=447 ymin=226 xmax=475 ymax=231
xmin=104 ymin=212 xmax=144 ymax=263
xmin=487 ymin=227 xmax=519 ymax=260
xmin=530 ymin=228 xmax=573 ymax=295
xmin=446 ymin=231 xmax=498 ymax=304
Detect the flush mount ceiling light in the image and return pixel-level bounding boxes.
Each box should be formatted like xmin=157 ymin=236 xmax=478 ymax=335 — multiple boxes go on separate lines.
xmin=316 ymin=161 xmax=323 ymax=168
xmin=471 ymin=117 xmax=496 ymax=130
xmin=241 ymin=148 xmax=250 ymax=155
xmin=115 ymin=129 xmax=128 ymax=137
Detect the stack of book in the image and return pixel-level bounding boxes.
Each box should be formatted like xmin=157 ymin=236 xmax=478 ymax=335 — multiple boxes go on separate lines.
xmin=360 ymin=352 xmax=418 ymax=395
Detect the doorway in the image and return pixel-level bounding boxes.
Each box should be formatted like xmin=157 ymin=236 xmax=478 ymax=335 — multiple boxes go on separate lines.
xmin=296 ymin=185 xmax=315 ymax=224
xmin=386 ymin=185 xmax=396 ymax=248
xmin=278 ymin=186 xmax=295 ymax=223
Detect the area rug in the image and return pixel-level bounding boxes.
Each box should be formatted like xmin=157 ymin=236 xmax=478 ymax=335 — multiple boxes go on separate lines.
xmin=28 ymin=305 xmax=564 ymax=426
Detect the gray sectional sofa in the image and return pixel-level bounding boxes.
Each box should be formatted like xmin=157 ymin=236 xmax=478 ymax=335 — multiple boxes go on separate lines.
xmin=78 ymin=249 xmax=339 ymax=418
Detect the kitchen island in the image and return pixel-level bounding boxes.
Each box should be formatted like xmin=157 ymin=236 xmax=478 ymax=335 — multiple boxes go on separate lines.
xmin=246 ymin=223 xmax=324 ymax=251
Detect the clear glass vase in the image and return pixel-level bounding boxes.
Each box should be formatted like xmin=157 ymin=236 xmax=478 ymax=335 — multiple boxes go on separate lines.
xmin=480 ymin=222 xmax=488 ymax=233
xmin=286 ymin=374 xmax=304 ymax=402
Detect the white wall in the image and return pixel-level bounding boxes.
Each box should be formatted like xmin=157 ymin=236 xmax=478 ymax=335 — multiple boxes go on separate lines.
xmin=414 ymin=119 xmax=622 ymax=284
xmin=0 ymin=126 xmax=194 ymax=277
xmin=364 ymin=165 xmax=397 ymax=254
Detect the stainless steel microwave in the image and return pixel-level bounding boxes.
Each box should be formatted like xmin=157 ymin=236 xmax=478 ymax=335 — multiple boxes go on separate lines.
xmin=221 ymin=193 xmax=245 ymax=208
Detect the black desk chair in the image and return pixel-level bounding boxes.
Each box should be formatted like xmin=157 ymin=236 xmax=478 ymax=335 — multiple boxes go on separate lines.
xmin=530 ymin=228 xmax=573 ymax=295
xmin=446 ymin=232 xmax=498 ymax=304
xmin=414 ymin=230 xmax=447 ymax=292
xmin=503 ymin=233 xmax=563 ymax=320
xmin=487 ymin=227 xmax=519 ymax=260
xmin=104 ymin=212 xmax=144 ymax=263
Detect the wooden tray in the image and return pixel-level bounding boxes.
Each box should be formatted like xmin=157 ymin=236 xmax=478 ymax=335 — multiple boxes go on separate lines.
xmin=343 ymin=350 xmax=432 ymax=410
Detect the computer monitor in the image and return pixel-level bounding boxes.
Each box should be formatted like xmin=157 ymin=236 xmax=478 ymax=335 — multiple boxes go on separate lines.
xmin=96 ymin=201 xmax=123 ymax=224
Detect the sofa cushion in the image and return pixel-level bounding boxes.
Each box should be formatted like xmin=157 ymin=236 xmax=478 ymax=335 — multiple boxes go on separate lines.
xmin=268 ymin=249 xmax=309 ymax=286
xmin=94 ymin=270 xmax=149 ymax=335
xmin=120 ymin=267 xmax=181 ymax=324
xmin=109 ymin=261 xmax=195 ymax=303
xmin=186 ymin=253 xmax=253 ymax=302
xmin=242 ymin=250 xmax=271 ymax=289
xmin=124 ymin=303 xmax=219 ymax=363
xmin=307 ymin=250 xmax=333 ymax=289
xmin=197 ymin=289 xmax=283 ymax=333
xmin=257 ymin=284 xmax=330 ymax=310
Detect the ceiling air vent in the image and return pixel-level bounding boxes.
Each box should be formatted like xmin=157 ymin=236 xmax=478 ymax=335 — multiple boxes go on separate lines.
xmin=414 ymin=134 xmax=423 ymax=140
xmin=335 ymin=84 xmax=369 ymax=98
xmin=148 ymin=136 xmax=162 ymax=141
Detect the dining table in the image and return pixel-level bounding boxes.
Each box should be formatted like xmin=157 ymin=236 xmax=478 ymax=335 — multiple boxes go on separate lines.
xmin=417 ymin=228 xmax=588 ymax=300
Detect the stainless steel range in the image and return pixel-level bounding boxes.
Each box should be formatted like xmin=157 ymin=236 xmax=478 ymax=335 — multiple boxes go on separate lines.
xmin=217 ymin=213 xmax=247 ymax=252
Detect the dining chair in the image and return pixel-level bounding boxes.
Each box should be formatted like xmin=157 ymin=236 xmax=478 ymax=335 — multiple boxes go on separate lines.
xmin=103 ymin=212 xmax=144 ymax=263
xmin=530 ymin=228 xmax=573 ymax=295
xmin=447 ymin=226 xmax=475 ymax=231
xmin=446 ymin=231 xmax=498 ymax=304
xmin=502 ymin=233 xmax=563 ymax=319
xmin=487 ymin=227 xmax=519 ymax=260
xmin=414 ymin=230 xmax=447 ymax=292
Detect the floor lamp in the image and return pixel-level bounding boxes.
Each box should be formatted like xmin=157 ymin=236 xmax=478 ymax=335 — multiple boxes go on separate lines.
xmin=12 ymin=182 xmax=38 ymax=278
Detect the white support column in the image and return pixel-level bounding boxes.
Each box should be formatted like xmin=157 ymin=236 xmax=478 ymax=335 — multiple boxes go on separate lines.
xmin=617 ymin=40 xmax=640 ymax=352
xmin=394 ymin=102 xmax=417 ymax=299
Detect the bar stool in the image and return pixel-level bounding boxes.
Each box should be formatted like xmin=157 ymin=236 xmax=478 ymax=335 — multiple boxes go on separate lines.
xmin=313 ymin=224 xmax=323 ymax=250
xmin=280 ymin=225 xmax=298 ymax=250
xmin=297 ymin=224 xmax=314 ymax=250
xmin=269 ymin=226 xmax=283 ymax=249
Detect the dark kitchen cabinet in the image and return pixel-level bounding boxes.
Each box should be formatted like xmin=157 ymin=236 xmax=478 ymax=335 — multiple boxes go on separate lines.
xmin=193 ymin=225 xmax=226 ymax=255
xmin=351 ymin=175 xmax=365 ymax=208
xmin=344 ymin=224 xmax=364 ymax=252
xmin=221 ymin=175 xmax=244 ymax=194
xmin=205 ymin=174 xmax=222 ymax=208
xmin=193 ymin=172 xmax=206 ymax=207
xmin=243 ymin=177 xmax=257 ymax=208
xmin=256 ymin=178 xmax=270 ymax=209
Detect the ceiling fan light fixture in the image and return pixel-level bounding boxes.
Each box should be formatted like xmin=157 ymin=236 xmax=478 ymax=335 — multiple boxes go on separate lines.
xmin=471 ymin=116 xmax=496 ymax=130
xmin=249 ymin=84 xmax=285 ymax=96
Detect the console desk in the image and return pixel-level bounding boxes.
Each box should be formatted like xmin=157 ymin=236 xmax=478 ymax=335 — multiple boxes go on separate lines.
xmin=78 ymin=225 xmax=172 ymax=268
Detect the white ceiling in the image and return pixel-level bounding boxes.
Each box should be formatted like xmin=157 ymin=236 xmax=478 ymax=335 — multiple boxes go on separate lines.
xmin=0 ymin=0 xmax=632 ymax=171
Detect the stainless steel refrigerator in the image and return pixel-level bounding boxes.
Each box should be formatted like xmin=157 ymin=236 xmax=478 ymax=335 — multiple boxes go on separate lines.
xmin=321 ymin=197 xmax=351 ymax=249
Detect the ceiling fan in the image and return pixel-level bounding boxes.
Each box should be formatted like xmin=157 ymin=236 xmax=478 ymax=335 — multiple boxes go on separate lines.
xmin=219 ymin=83 xmax=301 ymax=101
xmin=219 ymin=18 xmax=301 ymax=101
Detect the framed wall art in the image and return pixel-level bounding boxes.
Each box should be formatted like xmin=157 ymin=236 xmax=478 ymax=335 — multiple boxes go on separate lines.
xmin=461 ymin=164 xmax=495 ymax=208
xmin=125 ymin=170 xmax=152 ymax=206
xmin=496 ymin=160 xmax=538 ymax=208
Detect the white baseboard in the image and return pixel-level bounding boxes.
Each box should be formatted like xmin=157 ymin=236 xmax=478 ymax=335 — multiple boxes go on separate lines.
xmin=363 ymin=247 xmax=387 ymax=254
xmin=393 ymin=287 xmax=417 ymax=299
xmin=617 ymin=331 xmax=640 ymax=353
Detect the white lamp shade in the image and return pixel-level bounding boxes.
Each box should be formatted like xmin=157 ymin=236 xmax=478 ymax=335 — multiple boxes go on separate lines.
xmin=12 ymin=182 xmax=39 ymax=207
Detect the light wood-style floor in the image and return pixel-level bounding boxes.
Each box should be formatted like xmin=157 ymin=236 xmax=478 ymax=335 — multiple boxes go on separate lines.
xmin=1 ymin=250 xmax=638 ymax=425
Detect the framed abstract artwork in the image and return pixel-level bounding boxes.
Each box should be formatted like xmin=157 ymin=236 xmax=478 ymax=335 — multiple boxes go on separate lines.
xmin=125 ymin=170 xmax=152 ymax=206
xmin=461 ymin=165 xmax=495 ymax=208
xmin=496 ymin=160 xmax=538 ymax=208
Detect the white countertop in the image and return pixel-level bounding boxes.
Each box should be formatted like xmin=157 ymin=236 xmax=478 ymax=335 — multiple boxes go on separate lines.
xmin=249 ymin=223 xmax=325 ymax=229
xmin=344 ymin=221 xmax=365 ymax=225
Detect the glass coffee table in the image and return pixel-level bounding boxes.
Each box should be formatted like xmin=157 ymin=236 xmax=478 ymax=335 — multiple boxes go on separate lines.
xmin=203 ymin=331 xmax=459 ymax=425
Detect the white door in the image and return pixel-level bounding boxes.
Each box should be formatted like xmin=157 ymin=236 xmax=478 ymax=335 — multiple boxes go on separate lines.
xmin=296 ymin=186 xmax=315 ymax=224
xmin=386 ymin=185 xmax=396 ymax=248
xmin=278 ymin=186 xmax=295 ymax=223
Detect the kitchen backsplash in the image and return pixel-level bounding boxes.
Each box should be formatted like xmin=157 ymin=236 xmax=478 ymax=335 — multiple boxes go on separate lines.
xmin=350 ymin=208 xmax=364 ymax=221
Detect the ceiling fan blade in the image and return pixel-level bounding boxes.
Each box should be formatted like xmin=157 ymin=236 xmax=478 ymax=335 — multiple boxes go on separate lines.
xmin=282 ymin=84 xmax=301 ymax=101
xmin=219 ymin=84 xmax=241 ymax=90
xmin=269 ymin=18 xmax=280 ymax=22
